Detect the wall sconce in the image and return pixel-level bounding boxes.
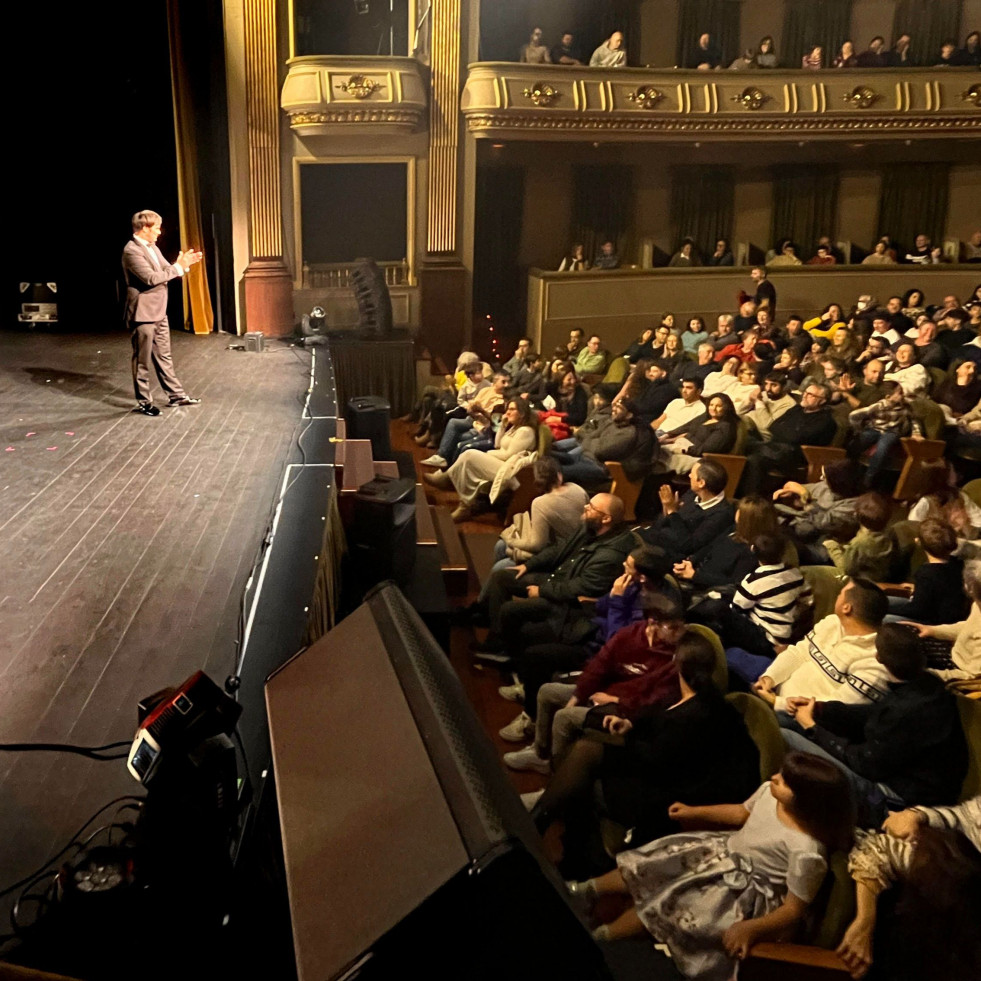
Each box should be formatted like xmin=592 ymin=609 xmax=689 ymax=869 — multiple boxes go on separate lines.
xmin=842 ymin=86 xmax=879 ymax=108
xmin=730 ymin=87 xmax=770 ymax=111
xmin=337 ymin=75 xmax=380 ymax=99
xmin=627 ymin=85 xmax=664 ymax=109
xmin=522 ymin=82 xmax=559 ymax=107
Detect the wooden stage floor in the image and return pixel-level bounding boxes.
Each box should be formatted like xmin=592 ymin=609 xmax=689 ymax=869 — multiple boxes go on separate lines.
xmin=0 ymin=329 xmax=312 ymax=900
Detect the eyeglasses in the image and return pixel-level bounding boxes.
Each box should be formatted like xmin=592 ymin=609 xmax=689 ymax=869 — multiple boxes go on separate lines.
xmin=585 ymin=502 xmax=610 ymax=517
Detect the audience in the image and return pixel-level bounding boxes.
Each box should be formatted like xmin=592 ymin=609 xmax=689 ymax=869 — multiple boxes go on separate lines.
xmin=558 ymin=243 xmax=589 ymax=272
xmin=574 ymin=334 xmax=609 ymax=375
xmin=823 ymin=492 xmax=900 ymax=582
xmin=519 ymin=27 xmax=551 ymax=64
xmin=593 ymin=240 xmax=621 ymax=269
xmin=590 ymin=32 xmax=626 ymax=68
xmin=754 ymin=36 xmax=778 ymax=69
xmin=550 ymin=31 xmax=582 ymax=66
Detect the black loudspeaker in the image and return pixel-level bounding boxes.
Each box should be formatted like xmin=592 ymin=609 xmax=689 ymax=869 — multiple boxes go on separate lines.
xmin=345 ymin=394 xmax=392 ymax=461
xmin=349 ymin=476 xmax=416 ymax=587
xmin=349 ymin=257 xmax=393 ymax=335
xmin=265 ymin=583 xmax=611 ymax=981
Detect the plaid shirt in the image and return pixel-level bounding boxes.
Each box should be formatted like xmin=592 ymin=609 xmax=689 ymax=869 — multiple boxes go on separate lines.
xmin=848 ymin=398 xmax=923 ymax=437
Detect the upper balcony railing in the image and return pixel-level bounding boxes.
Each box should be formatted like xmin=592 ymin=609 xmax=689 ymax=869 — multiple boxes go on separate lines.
xmin=462 ymin=63 xmax=981 ymax=142
xmin=282 ymin=55 xmax=428 ymax=136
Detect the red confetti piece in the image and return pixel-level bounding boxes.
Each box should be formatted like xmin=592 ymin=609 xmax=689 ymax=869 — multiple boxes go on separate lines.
xmin=46 ymin=447 xmax=58 ymax=451
xmin=26 ymin=432 xmax=36 ymax=437
xmin=4 ymin=447 xmax=14 ymax=452
xmin=65 ymin=431 xmax=75 ymax=436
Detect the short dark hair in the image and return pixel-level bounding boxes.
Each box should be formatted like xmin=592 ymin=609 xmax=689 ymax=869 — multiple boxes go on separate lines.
xmin=764 ymin=372 xmax=787 ymax=387
xmin=823 ymin=458 xmax=862 ymax=498
xmin=630 ymin=544 xmax=671 ymax=581
xmin=918 ymin=517 xmax=957 ymax=559
xmin=642 ymin=590 xmax=685 ymax=623
xmin=675 ymin=631 xmax=718 ymax=694
xmin=752 ymin=532 xmax=787 ymax=566
xmin=132 ymin=209 xmax=162 ymax=232
xmin=532 ymin=456 xmax=562 ymax=490
xmin=694 ymin=458 xmax=728 ymax=495
xmin=463 ymin=362 xmax=482 ymax=376
xmin=876 ymin=623 xmax=926 ymax=680
xmin=846 ymin=577 xmax=889 ymax=626
xmin=616 ymin=397 xmax=639 ymax=417
xmin=682 ymin=376 xmax=704 ymax=392
xmin=855 ymin=492 xmax=890 ymax=532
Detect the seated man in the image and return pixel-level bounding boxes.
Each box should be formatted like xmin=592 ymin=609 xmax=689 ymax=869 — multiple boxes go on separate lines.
xmin=746 ymin=372 xmax=797 ymax=442
xmin=589 ymin=31 xmax=627 ymax=68
xmin=574 ymin=334 xmax=609 ymax=375
xmin=742 ymin=577 xmax=890 ymax=715
xmin=502 ymin=592 xmax=686 ymax=773
xmin=550 ymin=31 xmax=583 ymax=66
xmin=474 ymin=493 xmax=633 ymax=658
xmin=677 ymin=342 xmax=719 ymax=385
xmin=636 ymin=458 xmax=734 ymax=562
xmin=712 ymin=313 xmax=740 ymax=351
xmin=502 ymin=337 xmax=531 ymax=376
xmin=593 ymin=240 xmax=621 ymax=269
xmin=838 ymin=359 xmax=887 ymax=411
xmin=633 ymin=360 xmax=679 ymax=422
xmin=738 ymin=382 xmax=836 ymax=495
xmin=781 ymin=623 xmax=968 ymax=826
xmin=650 ymin=377 xmax=706 ymax=438
xmin=552 ymin=397 xmax=652 ymax=488
xmin=846 ymin=383 xmax=923 ymax=489
xmin=498 ymin=544 xmax=679 ymax=742
xmin=422 ymin=370 xmax=509 ymax=468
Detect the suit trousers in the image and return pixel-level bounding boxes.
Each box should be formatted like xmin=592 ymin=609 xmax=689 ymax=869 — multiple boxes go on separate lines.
xmin=131 ymin=319 xmax=186 ymax=403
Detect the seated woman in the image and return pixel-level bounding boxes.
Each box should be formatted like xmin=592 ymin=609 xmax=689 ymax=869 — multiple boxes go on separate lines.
xmin=656 ymin=393 xmax=738 ymax=475
xmin=423 ymin=397 xmax=538 ymax=522
xmin=659 ymin=332 xmax=689 ymax=378
xmin=908 ymin=461 xmax=981 ymax=542
xmin=829 ymin=325 xmax=862 ymax=365
xmin=754 ymin=36 xmax=778 ymax=68
xmin=773 ymin=457 xmax=862 ymax=564
xmin=568 ymin=753 xmax=854 ymax=980
xmin=935 ymin=357 xmax=981 ymax=426
xmin=673 ymin=495 xmax=780 ymax=604
xmin=902 ymin=288 xmax=927 ymax=323
xmin=544 ymin=364 xmax=589 ymax=426
xmin=681 ymin=315 xmax=708 ymax=353
xmin=773 ymin=347 xmax=805 ymax=387
xmin=861 ymin=238 xmax=895 ymax=264
xmin=805 ymin=303 xmax=846 ymax=340
xmin=800 ymin=336 xmax=831 ymax=377
xmin=668 ymin=239 xmax=701 ymax=267
xmin=728 ymin=363 xmax=763 ymax=415
xmin=558 ymin=243 xmax=589 ymax=272
xmin=528 ymin=631 xmax=760 ymax=855
xmin=837 ymin=799 xmax=981 ymax=981
xmin=707 ymin=239 xmax=734 ymax=267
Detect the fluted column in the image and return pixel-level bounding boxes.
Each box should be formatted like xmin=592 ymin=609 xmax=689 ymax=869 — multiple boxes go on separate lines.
xmin=419 ymin=0 xmax=468 ymax=363
xmin=241 ymin=0 xmax=293 ymax=337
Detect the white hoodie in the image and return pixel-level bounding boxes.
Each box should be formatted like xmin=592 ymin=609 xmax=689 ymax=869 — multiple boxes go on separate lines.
xmin=763 ymin=614 xmax=891 ymax=712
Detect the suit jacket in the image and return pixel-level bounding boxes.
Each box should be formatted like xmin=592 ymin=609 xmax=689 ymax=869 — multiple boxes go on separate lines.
xmin=122 ymin=238 xmax=181 ymax=323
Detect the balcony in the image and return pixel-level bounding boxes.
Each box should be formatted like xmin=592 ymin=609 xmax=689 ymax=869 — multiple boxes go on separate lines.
xmin=462 ymin=64 xmax=981 ymax=143
xmin=282 ymin=55 xmax=428 ymax=136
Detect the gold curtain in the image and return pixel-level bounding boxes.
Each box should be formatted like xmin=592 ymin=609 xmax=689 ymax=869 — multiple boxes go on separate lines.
xmin=167 ymin=0 xmax=214 ymax=334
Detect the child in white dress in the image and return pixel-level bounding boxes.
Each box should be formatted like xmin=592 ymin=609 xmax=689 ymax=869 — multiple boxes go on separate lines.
xmin=568 ymin=752 xmax=855 ymax=981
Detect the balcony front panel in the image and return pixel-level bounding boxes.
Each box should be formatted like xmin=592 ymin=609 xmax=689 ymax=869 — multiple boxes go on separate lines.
xmin=462 ymin=64 xmax=981 ymax=142
xmin=282 ymin=56 xmax=427 ymax=136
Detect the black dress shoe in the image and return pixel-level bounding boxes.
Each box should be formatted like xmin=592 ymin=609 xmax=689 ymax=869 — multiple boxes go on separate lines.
xmin=135 ymin=403 xmax=161 ymax=416
xmin=168 ymin=396 xmax=201 ymax=406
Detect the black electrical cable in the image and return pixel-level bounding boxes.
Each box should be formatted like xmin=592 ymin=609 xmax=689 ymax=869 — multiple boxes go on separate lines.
xmin=0 ymin=742 xmax=129 ymax=761
xmin=0 ymin=795 xmax=144 ymax=901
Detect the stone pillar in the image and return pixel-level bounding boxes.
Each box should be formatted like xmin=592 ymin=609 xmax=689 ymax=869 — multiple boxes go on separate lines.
xmin=418 ymin=0 xmax=468 ymax=364
xmin=241 ymin=0 xmax=293 ymax=337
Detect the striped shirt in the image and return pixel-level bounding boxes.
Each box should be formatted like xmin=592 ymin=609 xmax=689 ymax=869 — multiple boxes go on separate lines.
xmin=732 ymin=563 xmax=808 ymax=643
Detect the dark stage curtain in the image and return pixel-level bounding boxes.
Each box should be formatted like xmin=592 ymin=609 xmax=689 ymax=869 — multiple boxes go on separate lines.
xmin=675 ymin=0 xmax=742 ymax=68
xmin=473 ymin=165 xmax=525 ymax=329
xmin=781 ymin=0 xmax=852 ymax=69
xmin=669 ymin=167 xmax=734 ymax=260
xmin=771 ymin=166 xmax=840 ymax=257
xmin=571 ymin=164 xmax=635 ymax=265
xmin=892 ymin=0 xmax=962 ymax=66
xmin=877 ymin=164 xmax=950 ymax=257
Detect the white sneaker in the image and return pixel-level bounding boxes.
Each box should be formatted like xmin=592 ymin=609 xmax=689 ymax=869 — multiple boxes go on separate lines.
xmin=420 ymin=454 xmax=447 ymax=468
xmin=520 ymin=790 xmax=544 ymax=810
xmin=497 ymin=680 xmax=525 ymax=703
xmin=499 ymin=710 xmax=534 ymax=742
xmin=503 ymin=745 xmax=550 ymax=774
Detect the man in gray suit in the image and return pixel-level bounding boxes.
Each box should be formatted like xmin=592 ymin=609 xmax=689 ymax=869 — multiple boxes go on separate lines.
xmin=122 ymin=210 xmax=203 ymax=416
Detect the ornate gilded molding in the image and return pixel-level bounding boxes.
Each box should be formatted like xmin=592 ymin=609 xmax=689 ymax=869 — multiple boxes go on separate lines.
xmin=963 ymin=83 xmax=981 ymax=107
xmin=465 ymin=111 xmax=981 ymax=139
xmin=730 ymin=86 xmax=770 ymax=110
xmin=282 ymin=56 xmax=427 ymax=135
xmin=522 ymin=82 xmax=559 ymax=107
xmin=336 ymin=74 xmax=382 ymax=99
xmin=842 ymin=85 xmax=880 ymax=109
xmin=462 ymin=63 xmax=981 ymax=142
xmin=627 ymin=85 xmax=664 ymax=109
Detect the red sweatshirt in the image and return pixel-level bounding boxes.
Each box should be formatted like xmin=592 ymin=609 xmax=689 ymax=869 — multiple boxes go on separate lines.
xmin=573 ymin=621 xmax=678 ymax=714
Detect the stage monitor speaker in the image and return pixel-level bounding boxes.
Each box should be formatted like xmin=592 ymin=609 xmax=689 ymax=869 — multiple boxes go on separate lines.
xmin=345 ymin=394 xmax=392 ymax=461
xmin=265 ymin=582 xmax=611 ymax=981
xmin=349 ymin=476 xmax=416 ymax=588
xmin=349 ymin=257 xmax=393 ymax=336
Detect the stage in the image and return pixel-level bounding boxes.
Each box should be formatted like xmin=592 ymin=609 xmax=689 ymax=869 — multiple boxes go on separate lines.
xmin=0 ymin=328 xmax=332 ymax=968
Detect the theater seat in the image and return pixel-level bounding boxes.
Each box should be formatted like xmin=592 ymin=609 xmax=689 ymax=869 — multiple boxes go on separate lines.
xmin=723 ymin=693 xmax=785 ymax=780
xmin=605 ymin=460 xmax=643 ymax=521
